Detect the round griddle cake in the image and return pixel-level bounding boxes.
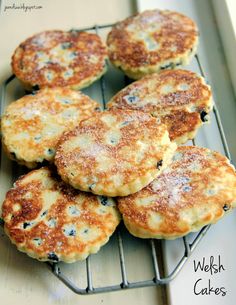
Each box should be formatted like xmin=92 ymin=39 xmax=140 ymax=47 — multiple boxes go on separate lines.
xmin=118 ymin=146 xmax=236 ymax=239
xmin=107 ymin=10 xmax=198 ymax=79
xmin=55 ymin=109 xmax=177 ymax=197
xmin=12 ymin=30 xmax=107 ymax=90
xmin=107 ymin=69 xmax=212 ymax=144
xmin=1 ymin=87 xmax=100 ymax=168
xmin=2 ymin=167 xmax=120 ymax=263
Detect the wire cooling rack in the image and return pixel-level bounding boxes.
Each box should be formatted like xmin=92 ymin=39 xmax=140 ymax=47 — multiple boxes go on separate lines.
xmin=0 ymin=23 xmax=232 ymax=295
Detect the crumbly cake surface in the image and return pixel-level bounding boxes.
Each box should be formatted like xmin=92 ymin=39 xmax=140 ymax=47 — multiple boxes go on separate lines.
xmin=12 ymin=30 xmax=107 ymax=90
xmin=55 ymin=109 xmax=177 ymax=196
xmin=2 ymin=167 xmax=120 ymax=263
xmin=1 ymin=87 xmax=100 ymax=168
xmin=108 ymin=69 xmax=212 ymax=144
xmin=107 ymin=10 xmax=198 ymax=79
xmin=118 ymin=146 xmax=236 ymax=239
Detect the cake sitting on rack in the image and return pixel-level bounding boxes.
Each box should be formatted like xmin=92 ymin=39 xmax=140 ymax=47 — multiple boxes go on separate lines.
xmin=2 ymin=167 xmax=120 ymax=263
xmin=107 ymin=9 xmax=198 ymax=79
xmin=107 ymin=69 xmax=213 ymax=144
xmin=54 ymin=109 xmax=177 ymax=197
xmin=11 ymin=30 xmax=108 ymax=90
xmin=118 ymin=146 xmax=236 ymax=239
xmin=1 ymin=87 xmax=101 ymax=168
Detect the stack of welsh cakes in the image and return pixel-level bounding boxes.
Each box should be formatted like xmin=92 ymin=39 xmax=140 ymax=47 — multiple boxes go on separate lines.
xmin=1 ymin=9 xmax=236 ymax=264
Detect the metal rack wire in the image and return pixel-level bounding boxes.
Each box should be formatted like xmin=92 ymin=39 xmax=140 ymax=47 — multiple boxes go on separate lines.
xmin=0 ymin=23 xmax=232 ymax=295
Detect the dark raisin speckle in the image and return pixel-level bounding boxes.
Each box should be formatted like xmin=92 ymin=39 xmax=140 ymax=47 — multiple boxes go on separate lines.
xmin=160 ymin=63 xmax=173 ymax=70
xmin=41 ymin=210 xmax=47 ymax=217
xmin=68 ymin=206 xmax=80 ymax=216
xmin=61 ymin=99 xmax=70 ymax=104
xmin=32 ymin=85 xmax=40 ymax=91
xmin=99 ymin=196 xmax=108 ymax=206
xmin=200 ymin=111 xmax=208 ymax=122
xmin=121 ymin=121 xmax=129 ymax=126
xmin=127 ymin=96 xmax=138 ymax=103
xmin=33 ymin=237 xmax=42 ymax=246
xmin=23 ymin=222 xmax=31 ymax=229
xmin=223 ymin=204 xmax=230 ymax=212
xmin=157 ymin=160 xmax=163 ymax=170
xmin=48 ymin=252 xmax=59 ymax=262
xmin=68 ymin=229 xmax=76 ymax=236
xmin=89 ymin=183 xmax=96 ymax=191
xmin=47 ymin=148 xmax=55 ymax=155
xmin=10 ymin=152 xmax=17 ymax=160
xmin=20 ymin=44 xmax=26 ymax=51
xmin=34 ymin=135 xmax=41 ymax=141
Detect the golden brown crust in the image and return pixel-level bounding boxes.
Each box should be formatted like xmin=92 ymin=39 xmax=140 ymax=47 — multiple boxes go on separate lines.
xmin=1 ymin=87 xmax=100 ymax=168
xmin=107 ymin=69 xmax=212 ymax=144
xmin=2 ymin=167 xmax=120 ymax=263
xmin=118 ymin=146 xmax=236 ymax=239
xmin=107 ymin=10 xmax=198 ymax=79
xmin=55 ymin=109 xmax=176 ymax=196
xmin=12 ymin=30 xmax=108 ymax=90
